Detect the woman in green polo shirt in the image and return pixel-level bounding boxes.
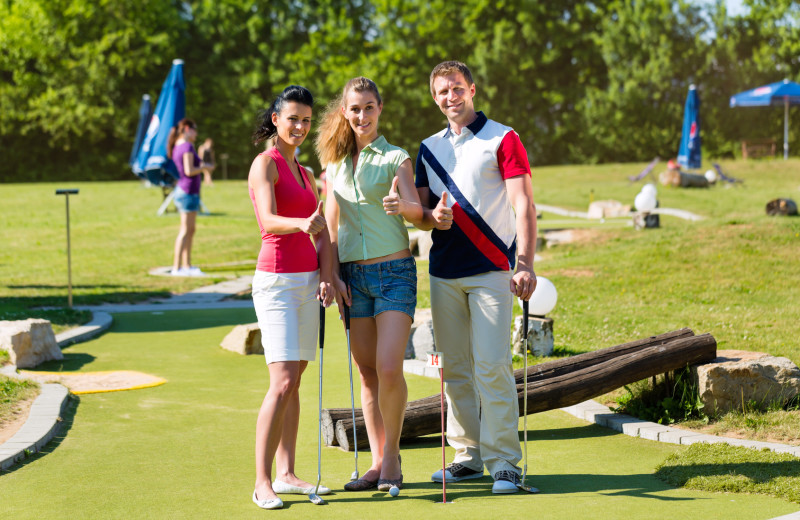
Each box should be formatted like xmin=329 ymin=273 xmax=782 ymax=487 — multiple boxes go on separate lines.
xmin=316 ymin=77 xmax=423 ymax=493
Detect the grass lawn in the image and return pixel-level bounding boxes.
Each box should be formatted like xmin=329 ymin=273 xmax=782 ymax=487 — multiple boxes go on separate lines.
xmin=1 ymin=308 xmax=798 ymax=519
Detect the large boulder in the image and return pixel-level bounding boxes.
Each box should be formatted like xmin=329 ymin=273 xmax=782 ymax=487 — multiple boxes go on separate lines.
xmin=405 ymin=308 xmax=434 ymax=360
xmin=220 ymin=323 xmax=263 ymax=355
xmin=0 ymin=319 xmax=63 ymax=368
xmin=693 ymin=350 xmax=800 ymax=416
xmin=512 ymin=316 xmax=554 ymax=357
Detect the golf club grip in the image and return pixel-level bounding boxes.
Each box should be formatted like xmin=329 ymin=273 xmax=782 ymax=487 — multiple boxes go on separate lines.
xmin=343 ymin=304 xmax=350 ymax=330
xmin=523 ymin=299 xmax=529 ymax=338
xmin=319 ymin=304 xmax=325 ymax=349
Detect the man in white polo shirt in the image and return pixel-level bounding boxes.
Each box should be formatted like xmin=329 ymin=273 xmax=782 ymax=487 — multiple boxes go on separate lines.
xmin=415 ymin=60 xmax=538 ymax=494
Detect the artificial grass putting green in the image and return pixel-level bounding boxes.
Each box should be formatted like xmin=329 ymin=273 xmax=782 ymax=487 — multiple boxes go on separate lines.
xmin=656 ymin=443 xmax=800 ymax=504
xmin=1 ymin=308 xmax=798 ymax=519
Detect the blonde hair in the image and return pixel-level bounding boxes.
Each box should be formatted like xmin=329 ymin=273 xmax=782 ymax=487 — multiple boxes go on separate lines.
xmin=315 ymin=77 xmax=382 ymax=167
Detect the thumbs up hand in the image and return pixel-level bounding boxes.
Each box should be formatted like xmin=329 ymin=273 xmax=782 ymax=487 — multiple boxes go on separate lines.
xmin=382 ymin=176 xmax=402 ymax=216
xmin=432 ymin=191 xmax=453 ymax=230
xmin=300 ymin=200 xmax=326 ymax=235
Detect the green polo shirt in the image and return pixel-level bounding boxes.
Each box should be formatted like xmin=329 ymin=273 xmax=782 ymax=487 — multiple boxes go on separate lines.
xmin=327 ymin=135 xmax=411 ymax=262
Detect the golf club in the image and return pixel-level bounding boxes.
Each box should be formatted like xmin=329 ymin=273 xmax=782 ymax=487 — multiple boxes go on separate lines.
xmin=344 ymin=304 xmax=359 ymax=481
xmin=518 ymin=299 xmax=540 ymax=494
xmin=309 ymin=303 xmax=326 ymax=506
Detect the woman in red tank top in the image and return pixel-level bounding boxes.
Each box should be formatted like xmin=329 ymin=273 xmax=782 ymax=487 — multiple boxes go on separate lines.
xmin=247 ymin=86 xmax=334 ymax=510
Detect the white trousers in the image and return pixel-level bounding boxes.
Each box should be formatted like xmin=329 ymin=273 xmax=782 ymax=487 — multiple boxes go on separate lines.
xmin=430 ymin=270 xmax=522 ymax=476
xmin=252 ymin=270 xmax=319 ymax=364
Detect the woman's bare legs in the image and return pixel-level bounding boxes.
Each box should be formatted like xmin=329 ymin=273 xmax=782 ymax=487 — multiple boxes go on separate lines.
xmin=349 ymin=317 xmax=383 ymax=483
xmin=275 ymin=362 xmax=314 ymax=488
xmin=254 ymin=361 xmax=305 ymax=501
xmin=172 ymin=210 xmax=196 ymax=271
xmin=349 ymin=311 xmax=412 ymax=482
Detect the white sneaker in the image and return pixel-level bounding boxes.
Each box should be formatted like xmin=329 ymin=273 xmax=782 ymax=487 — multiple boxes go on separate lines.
xmin=187 ymin=266 xmax=205 ymax=276
xmin=170 ymin=268 xmax=189 ymax=276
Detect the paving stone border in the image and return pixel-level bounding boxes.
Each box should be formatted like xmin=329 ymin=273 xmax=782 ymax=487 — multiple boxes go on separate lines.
xmin=1 ymin=310 xmax=113 ymax=471
xmin=0 ymin=383 xmax=70 ymax=471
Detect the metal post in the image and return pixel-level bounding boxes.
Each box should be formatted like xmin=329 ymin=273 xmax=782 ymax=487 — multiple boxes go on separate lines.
xmin=56 ymin=189 xmax=79 ymax=308
xmin=785 ymin=96 xmax=789 ymax=160
xmin=220 ymin=153 xmax=229 ymax=180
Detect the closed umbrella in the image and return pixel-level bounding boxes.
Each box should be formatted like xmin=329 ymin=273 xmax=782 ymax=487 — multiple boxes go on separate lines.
xmin=129 ymin=94 xmax=152 ymax=169
xmin=678 ymin=85 xmax=701 ymax=169
xmin=132 ymin=59 xmax=186 ymax=185
xmin=730 ymin=79 xmax=800 ymax=160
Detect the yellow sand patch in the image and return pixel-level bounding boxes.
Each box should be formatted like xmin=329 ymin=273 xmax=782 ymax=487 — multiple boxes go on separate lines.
xmin=18 ymin=370 xmax=166 ymax=395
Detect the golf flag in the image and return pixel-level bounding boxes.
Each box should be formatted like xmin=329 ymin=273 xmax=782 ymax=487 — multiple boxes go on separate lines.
xmin=426 ymin=352 xmax=444 ymax=369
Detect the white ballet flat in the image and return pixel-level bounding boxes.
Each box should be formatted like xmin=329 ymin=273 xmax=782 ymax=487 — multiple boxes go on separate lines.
xmin=252 ymin=490 xmax=283 ymax=510
xmin=273 ymin=480 xmax=331 ymax=495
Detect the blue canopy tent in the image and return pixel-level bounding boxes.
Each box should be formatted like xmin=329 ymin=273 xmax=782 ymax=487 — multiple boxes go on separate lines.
xmin=129 ymin=94 xmax=152 ymax=168
xmin=132 ymin=59 xmax=185 ymax=188
xmin=677 ymin=85 xmax=701 ymax=170
xmin=730 ymin=79 xmax=800 ymax=160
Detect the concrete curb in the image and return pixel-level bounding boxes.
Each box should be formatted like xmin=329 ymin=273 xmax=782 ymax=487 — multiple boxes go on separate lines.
xmin=562 ymin=400 xmax=800 ymax=458
xmin=56 ymin=311 xmax=113 ymax=347
xmin=0 ymin=383 xmax=70 ymax=471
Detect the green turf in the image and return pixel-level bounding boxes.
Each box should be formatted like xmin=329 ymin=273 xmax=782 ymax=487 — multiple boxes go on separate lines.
xmin=1 ymin=308 xmax=798 ymax=519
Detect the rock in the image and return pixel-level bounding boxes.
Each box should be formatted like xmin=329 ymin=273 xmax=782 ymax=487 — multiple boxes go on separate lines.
xmin=587 ymin=200 xmax=631 ymax=219
xmin=220 ymin=323 xmax=263 ymax=355
xmin=766 ymin=198 xmax=798 ymax=216
xmin=0 ymin=319 xmax=63 ymax=369
xmin=416 ymin=231 xmax=433 ymax=259
xmin=512 ymin=316 xmax=554 ymax=357
xmin=405 ymin=308 xmax=434 ymax=360
xmin=693 ymin=350 xmax=800 ymax=416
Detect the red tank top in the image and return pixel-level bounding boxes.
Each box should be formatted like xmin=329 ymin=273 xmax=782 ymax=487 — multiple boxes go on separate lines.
xmin=249 ymin=148 xmax=319 ymax=273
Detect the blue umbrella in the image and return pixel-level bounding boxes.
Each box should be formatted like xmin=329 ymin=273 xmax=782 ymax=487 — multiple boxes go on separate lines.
xmin=730 ymin=79 xmax=800 ymax=160
xmin=132 ymin=59 xmax=186 ymax=185
xmin=677 ymin=85 xmax=701 ymax=170
xmin=129 ymin=94 xmax=152 ymax=169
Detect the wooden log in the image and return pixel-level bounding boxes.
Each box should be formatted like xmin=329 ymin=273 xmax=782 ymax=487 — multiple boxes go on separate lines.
xmin=514 ymin=333 xmax=716 ymax=414
xmin=322 ymin=408 xmax=362 ymax=447
xmin=330 ymin=329 xmax=711 ymax=451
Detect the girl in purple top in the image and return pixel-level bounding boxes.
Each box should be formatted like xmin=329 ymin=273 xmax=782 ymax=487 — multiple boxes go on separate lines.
xmin=167 ymin=118 xmax=214 ymax=276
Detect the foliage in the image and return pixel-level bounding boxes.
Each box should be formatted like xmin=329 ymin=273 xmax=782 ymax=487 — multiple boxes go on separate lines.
xmin=612 ymin=367 xmax=707 ymax=425
xmin=2 ymin=1 xmax=800 ymax=181
xmin=655 ymin=443 xmax=800 ymax=504
xmin=0 ymin=375 xmax=40 ymax=427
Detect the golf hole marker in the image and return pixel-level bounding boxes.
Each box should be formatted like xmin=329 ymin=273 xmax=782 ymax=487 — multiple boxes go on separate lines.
xmin=426 ymin=351 xmax=444 ymax=369
xmin=428 ymin=351 xmax=450 ymax=503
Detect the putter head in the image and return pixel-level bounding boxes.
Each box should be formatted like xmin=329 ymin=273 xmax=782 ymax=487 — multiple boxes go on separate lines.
xmin=516 ymin=483 xmax=540 ymax=494
xmin=350 ymin=471 xmax=359 ymax=481
xmin=309 ymin=493 xmax=325 ymax=505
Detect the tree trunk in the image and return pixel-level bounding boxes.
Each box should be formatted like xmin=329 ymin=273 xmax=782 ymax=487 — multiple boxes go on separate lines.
xmin=329 ymin=329 xmax=714 ymax=451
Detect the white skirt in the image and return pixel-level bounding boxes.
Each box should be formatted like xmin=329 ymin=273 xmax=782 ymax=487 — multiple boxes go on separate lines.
xmin=252 ymin=270 xmax=319 ymax=364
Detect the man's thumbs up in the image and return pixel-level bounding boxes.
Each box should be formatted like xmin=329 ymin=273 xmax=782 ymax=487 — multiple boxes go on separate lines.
xmin=383 ymin=175 xmax=402 ymax=216
xmin=432 ymin=191 xmax=453 ymax=230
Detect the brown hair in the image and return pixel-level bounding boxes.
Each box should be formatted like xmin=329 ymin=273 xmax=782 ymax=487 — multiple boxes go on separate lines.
xmin=429 ymin=61 xmax=474 ymax=95
xmin=167 ymin=118 xmax=196 ymax=157
xmin=315 ymin=77 xmax=382 ymax=167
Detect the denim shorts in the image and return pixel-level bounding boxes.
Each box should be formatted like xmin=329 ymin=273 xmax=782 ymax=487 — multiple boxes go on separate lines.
xmin=173 ymin=186 xmax=200 ymax=213
xmin=341 ymin=257 xmax=417 ymax=321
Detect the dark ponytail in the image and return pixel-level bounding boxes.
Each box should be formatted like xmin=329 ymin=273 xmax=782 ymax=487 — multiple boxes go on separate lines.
xmin=253 ymin=85 xmax=314 ymax=145
xmin=167 ymin=118 xmax=196 ymax=157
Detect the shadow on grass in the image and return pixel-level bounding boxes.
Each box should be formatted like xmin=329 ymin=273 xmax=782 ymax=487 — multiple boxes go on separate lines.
xmin=655 ymin=460 xmax=800 ymax=485
xmin=27 ymin=353 xmax=97 ymax=372
xmin=0 ymin=394 xmax=79 ymax=476
xmin=0 ymin=290 xmax=172 ymax=310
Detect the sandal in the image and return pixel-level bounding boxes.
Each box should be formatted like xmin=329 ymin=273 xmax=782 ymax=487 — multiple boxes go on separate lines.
xmin=377 ymin=454 xmax=403 ymax=491
xmin=343 ymin=476 xmax=379 ymax=491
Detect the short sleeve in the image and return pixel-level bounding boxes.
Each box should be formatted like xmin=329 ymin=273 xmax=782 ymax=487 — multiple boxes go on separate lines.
xmin=415 ymin=151 xmax=429 ymax=188
xmin=497 ymin=131 xmax=531 ymax=180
